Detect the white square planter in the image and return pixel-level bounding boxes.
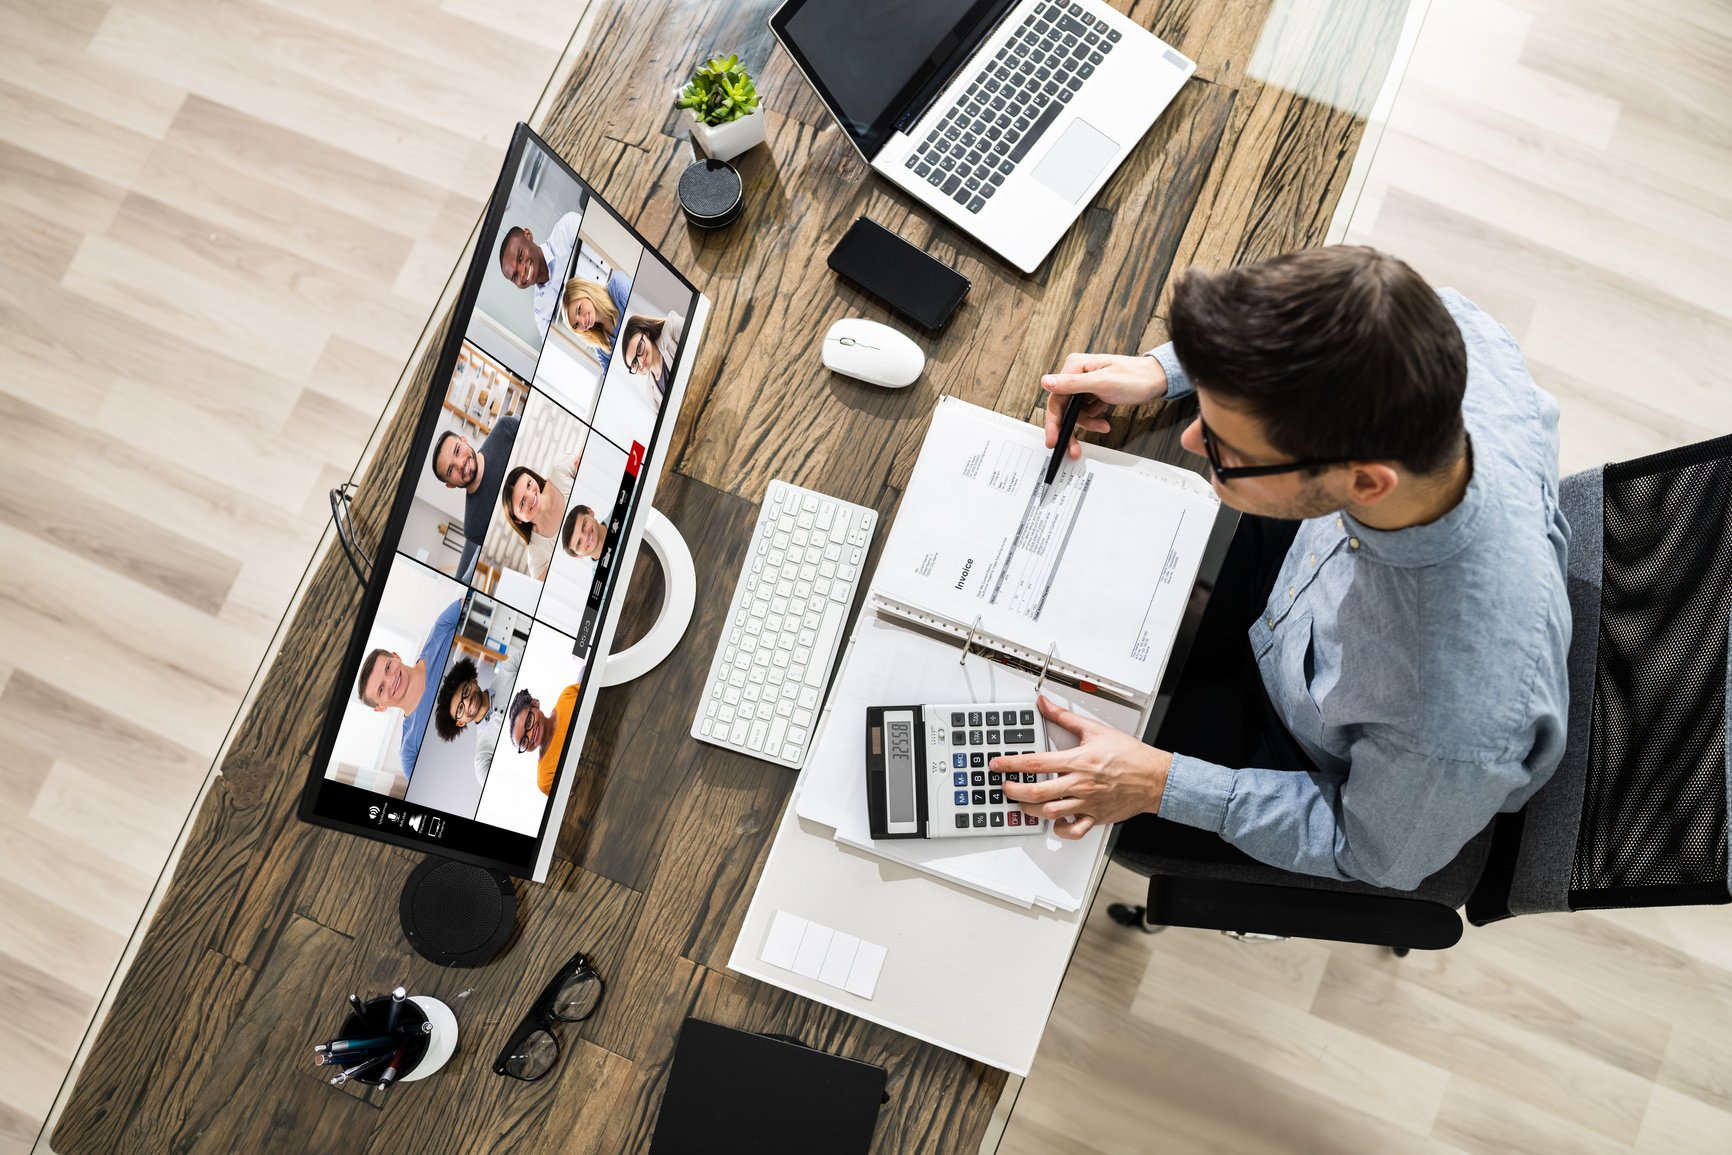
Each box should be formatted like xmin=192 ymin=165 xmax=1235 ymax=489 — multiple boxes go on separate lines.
xmin=688 ymin=108 xmax=765 ymax=163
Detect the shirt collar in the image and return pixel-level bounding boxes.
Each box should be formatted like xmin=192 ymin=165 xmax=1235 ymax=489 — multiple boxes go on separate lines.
xmin=1340 ymin=438 xmax=1485 ymax=568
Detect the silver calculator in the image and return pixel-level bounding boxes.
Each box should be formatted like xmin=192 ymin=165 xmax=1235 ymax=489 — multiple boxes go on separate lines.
xmin=864 ymin=702 xmax=1051 ymax=839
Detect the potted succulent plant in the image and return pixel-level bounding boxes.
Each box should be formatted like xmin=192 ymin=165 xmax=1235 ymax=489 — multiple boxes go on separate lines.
xmin=676 ymin=54 xmax=764 ymax=162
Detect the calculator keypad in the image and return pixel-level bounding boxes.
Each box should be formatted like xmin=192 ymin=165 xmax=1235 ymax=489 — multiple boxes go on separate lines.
xmin=926 ymin=701 xmax=1049 ymax=838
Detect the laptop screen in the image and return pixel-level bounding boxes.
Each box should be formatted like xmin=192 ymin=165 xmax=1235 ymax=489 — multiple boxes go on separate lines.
xmin=773 ymin=0 xmax=1014 ymax=158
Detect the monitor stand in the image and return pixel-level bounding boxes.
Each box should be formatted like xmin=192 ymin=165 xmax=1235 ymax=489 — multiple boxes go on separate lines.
xmin=597 ymin=507 xmax=696 ymax=686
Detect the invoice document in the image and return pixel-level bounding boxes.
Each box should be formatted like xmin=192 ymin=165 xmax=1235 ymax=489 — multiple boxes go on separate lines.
xmin=874 ymin=398 xmax=1216 ymax=694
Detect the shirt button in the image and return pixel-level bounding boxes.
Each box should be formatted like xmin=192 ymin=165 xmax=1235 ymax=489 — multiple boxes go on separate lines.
xmin=1335 ymin=516 xmax=1344 ymax=530
xmin=1307 ymin=552 xmax=1317 ymax=567
xmin=1287 ymin=585 xmax=1296 ymax=598
xmin=1265 ymin=615 xmax=1275 ymax=627
xmin=1349 ymin=537 xmax=1360 ymax=549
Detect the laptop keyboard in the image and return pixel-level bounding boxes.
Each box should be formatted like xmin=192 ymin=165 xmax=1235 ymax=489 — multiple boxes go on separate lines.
xmin=904 ymin=1 xmax=1120 ymax=214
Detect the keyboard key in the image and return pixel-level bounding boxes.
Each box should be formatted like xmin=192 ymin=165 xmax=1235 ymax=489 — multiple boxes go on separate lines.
xmin=955 ymin=791 xmax=969 ymax=806
xmin=972 ymin=813 xmax=988 ymax=828
xmin=1077 ymin=62 xmax=1095 ymax=80
xmin=953 ymin=753 xmax=968 ymax=769
xmin=985 ymin=711 xmax=1000 ymax=726
xmin=971 ymin=771 xmax=986 ymax=786
xmin=969 ymin=712 xmax=983 ymax=726
xmin=952 ymin=729 xmax=966 ymax=744
xmin=972 ymin=790 xmax=986 ymax=806
xmin=953 ymin=187 xmax=970 ymax=206
xmin=969 ymin=729 xmax=983 ymax=745
xmin=986 ymin=730 xmax=1000 ymax=744
xmin=970 ymin=752 xmax=985 ymax=768
xmin=989 ymin=771 xmax=1002 ymax=785
xmin=1008 ymin=811 xmax=1022 ymax=827
xmin=954 ymin=772 xmax=968 ymax=787
xmin=989 ymin=790 xmax=1003 ymax=805
xmin=951 ymin=712 xmax=966 ymax=726
xmin=927 ymin=168 xmax=945 ymax=186
xmin=1106 ymin=27 xmax=1122 ymax=42
xmin=915 ymin=163 xmax=931 ymax=178
xmin=981 ymin=184 xmax=996 ymax=199
xmin=1021 ymin=710 xmax=1035 ymax=725
xmin=990 ymin=812 xmax=1005 ymax=828
xmin=956 ymin=814 xmax=971 ymax=830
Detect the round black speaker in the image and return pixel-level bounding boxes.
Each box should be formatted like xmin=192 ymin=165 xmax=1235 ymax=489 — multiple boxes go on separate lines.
xmin=398 ymin=858 xmax=517 ymax=967
xmin=677 ymin=158 xmax=743 ymax=229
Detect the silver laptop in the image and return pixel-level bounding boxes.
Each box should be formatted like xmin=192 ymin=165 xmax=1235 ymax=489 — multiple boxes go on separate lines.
xmin=770 ymin=0 xmax=1195 ymax=273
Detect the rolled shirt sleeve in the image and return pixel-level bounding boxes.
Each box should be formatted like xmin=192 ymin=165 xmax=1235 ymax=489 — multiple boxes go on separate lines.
xmin=1146 ymin=342 xmax=1193 ymax=401
xmin=1161 ymin=733 xmax=1531 ymax=891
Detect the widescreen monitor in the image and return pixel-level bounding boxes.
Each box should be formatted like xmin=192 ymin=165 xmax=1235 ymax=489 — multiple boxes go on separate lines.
xmin=299 ymin=123 xmax=710 ymax=881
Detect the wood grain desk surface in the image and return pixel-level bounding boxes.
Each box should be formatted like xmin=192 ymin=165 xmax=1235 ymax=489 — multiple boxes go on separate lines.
xmin=52 ymin=1 xmax=1408 ymax=1151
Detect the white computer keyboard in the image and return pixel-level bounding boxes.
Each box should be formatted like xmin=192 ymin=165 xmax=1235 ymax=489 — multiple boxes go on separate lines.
xmin=691 ymin=481 xmax=877 ymax=768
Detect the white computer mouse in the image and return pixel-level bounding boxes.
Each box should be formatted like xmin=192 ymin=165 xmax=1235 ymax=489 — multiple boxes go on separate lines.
xmin=821 ymin=318 xmax=925 ymax=388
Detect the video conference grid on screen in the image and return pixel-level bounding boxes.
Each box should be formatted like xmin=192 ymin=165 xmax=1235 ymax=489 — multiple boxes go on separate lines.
xmin=303 ymin=129 xmax=699 ymax=873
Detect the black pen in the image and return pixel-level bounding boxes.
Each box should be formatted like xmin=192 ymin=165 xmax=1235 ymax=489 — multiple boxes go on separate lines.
xmin=385 ymin=986 xmax=406 ymax=1034
xmin=348 ymin=993 xmax=381 ymax=1033
xmin=330 ymin=1051 xmax=394 ymax=1086
xmin=1044 ymin=392 xmax=1090 ymax=487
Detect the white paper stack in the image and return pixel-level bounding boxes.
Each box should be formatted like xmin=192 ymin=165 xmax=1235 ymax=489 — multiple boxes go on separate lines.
xmin=791 ymin=398 xmax=1218 ymax=912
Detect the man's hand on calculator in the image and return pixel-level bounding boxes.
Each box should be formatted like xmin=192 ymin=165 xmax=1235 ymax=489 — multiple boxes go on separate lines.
xmin=992 ymin=696 xmax=1172 ymax=840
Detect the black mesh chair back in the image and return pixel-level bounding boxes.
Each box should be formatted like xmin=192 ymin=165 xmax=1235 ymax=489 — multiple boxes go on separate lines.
xmin=1469 ymin=435 xmax=1732 ymax=922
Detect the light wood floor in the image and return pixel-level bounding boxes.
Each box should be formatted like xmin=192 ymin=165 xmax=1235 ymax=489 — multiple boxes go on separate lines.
xmin=3 ymin=0 xmax=1729 ymax=1152
xmin=0 ymin=0 xmax=575 ymax=1149
xmin=1004 ymin=0 xmax=1732 ymax=1152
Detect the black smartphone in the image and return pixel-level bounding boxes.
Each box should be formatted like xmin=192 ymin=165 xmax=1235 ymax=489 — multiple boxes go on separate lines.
xmin=827 ymin=217 xmax=970 ymax=332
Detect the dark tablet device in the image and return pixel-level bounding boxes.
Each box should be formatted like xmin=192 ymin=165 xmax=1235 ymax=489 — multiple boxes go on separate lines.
xmin=828 ymin=216 xmax=970 ymax=331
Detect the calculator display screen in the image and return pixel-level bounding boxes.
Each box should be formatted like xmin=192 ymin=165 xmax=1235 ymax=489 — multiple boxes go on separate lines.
xmin=887 ymin=716 xmax=916 ymax=825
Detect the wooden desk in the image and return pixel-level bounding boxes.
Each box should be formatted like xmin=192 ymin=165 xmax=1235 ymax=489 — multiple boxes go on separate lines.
xmin=51 ymin=1 xmax=1412 ymax=1150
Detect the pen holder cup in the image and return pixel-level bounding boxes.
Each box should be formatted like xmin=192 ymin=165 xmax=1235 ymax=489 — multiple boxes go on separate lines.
xmin=337 ymin=997 xmax=431 ymax=1085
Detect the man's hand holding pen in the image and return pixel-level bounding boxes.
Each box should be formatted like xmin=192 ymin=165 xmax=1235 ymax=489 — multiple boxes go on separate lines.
xmin=991 ymin=697 xmax=1174 ymax=840
xmin=1041 ymin=352 xmax=1171 ymax=459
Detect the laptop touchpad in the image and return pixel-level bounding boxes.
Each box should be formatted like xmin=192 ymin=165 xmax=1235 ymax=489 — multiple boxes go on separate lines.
xmin=1032 ymin=120 xmax=1118 ymax=203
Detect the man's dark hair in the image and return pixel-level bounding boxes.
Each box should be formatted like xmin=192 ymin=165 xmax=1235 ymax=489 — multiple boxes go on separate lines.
xmin=431 ymin=431 xmax=460 ymax=483
xmin=1168 ymin=246 xmax=1468 ymax=476
xmin=357 ymin=648 xmax=390 ymax=706
xmin=432 ymin=658 xmax=479 ymax=742
xmin=497 ymin=226 xmax=527 ymax=268
xmin=508 ymin=688 xmax=536 ymax=744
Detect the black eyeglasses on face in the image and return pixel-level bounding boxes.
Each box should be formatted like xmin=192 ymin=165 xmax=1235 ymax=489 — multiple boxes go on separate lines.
xmin=1197 ymin=416 xmax=1354 ymax=482
xmin=493 ymin=950 xmax=605 ymax=1081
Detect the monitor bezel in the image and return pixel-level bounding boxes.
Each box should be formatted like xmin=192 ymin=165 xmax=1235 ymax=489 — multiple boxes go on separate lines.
xmin=296 ymin=122 xmax=705 ymax=880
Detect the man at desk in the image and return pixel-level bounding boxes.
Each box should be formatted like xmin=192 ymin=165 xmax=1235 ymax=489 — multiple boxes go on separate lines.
xmin=999 ymin=246 xmax=1569 ymax=892
xmin=356 ymin=597 xmax=465 ymax=777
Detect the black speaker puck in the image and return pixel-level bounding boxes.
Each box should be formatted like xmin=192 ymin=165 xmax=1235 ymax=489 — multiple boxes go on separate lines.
xmin=677 ymin=158 xmax=743 ymax=229
xmin=399 ymin=858 xmax=516 ymax=967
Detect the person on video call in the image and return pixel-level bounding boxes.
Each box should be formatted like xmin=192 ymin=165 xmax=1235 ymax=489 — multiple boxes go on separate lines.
xmin=507 ymin=683 xmax=583 ymax=796
xmin=561 ymin=270 xmax=633 ymax=376
xmin=619 ymin=311 xmax=684 ymax=401
xmin=993 ymin=246 xmax=1570 ymax=892
xmin=498 ymin=211 xmax=581 ymax=335
xmin=501 ymin=453 xmax=581 ymax=580
xmin=430 ymin=415 xmax=520 ymax=552
xmin=559 ymin=504 xmax=608 ymax=562
xmin=356 ymin=597 xmax=466 ymax=777
xmin=430 ymin=644 xmax=526 ymax=786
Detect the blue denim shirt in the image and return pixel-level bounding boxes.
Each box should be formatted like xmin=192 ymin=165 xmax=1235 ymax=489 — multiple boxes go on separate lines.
xmin=1150 ymin=290 xmax=1571 ymax=890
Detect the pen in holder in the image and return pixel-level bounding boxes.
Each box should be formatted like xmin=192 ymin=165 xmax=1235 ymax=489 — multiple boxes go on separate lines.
xmin=316 ymin=989 xmax=459 ymax=1106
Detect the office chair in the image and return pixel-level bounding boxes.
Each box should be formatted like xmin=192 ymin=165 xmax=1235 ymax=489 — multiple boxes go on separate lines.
xmin=1109 ymin=433 xmax=1732 ymax=951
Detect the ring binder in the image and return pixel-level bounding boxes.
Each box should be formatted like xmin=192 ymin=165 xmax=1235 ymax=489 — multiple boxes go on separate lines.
xmin=959 ymin=616 xmax=982 ymax=666
xmin=1035 ymin=642 xmax=1057 ymax=694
